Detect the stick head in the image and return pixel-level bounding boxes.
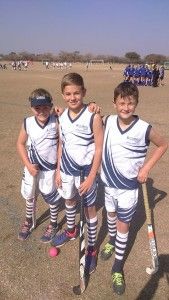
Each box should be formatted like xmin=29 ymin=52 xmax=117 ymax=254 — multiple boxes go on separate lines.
xmin=73 ymin=277 xmax=86 ymax=295
xmin=73 ymin=284 xmax=85 ymax=295
xmin=146 ymin=266 xmax=158 ymax=275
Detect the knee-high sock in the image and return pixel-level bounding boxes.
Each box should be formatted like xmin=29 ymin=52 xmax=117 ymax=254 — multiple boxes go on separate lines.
xmin=112 ymin=230 xmax=129 ymax=273
xmin=49 ymin=203 xmax=60 ymax=226
xmin=86 ymin=216 xmax=98 ymax=250
xmin=107 ymin=214 xmax=117 ymax=246
xmin=26 ymin=199 xmax=34 ymax=222
xmin=65 ymin=203 xmax=76 ymax=232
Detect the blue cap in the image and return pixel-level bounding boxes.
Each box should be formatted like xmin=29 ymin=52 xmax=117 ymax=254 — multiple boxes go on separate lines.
xmin=30 ymin=96 xmax=52 ymax=107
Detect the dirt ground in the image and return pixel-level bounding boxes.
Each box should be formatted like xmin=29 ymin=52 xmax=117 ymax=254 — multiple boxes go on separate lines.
xmin=0 ymin=63 xmax=169 ymax=300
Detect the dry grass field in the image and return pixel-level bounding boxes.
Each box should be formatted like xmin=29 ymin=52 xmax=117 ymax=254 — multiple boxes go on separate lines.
xmin=0 ymin=62 xmax=169 ymax=300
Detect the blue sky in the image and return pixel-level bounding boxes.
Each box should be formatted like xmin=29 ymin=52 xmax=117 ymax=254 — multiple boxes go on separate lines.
xmin=0 ymin=0 xmax=169 ymax=58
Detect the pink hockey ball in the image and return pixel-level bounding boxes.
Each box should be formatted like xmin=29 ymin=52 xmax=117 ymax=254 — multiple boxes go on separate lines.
xmin=49 ymin=247 xmax=59 ymax=257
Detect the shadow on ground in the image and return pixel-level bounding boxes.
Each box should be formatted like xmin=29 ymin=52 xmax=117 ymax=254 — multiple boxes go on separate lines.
xmin=125 ymin=178 xmax=167 ymax=263
xmin=135 ymin=254 xmax=169 ymax=300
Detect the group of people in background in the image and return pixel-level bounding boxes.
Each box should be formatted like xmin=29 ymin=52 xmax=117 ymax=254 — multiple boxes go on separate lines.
xmin=43 ymin=60 xmax=72 ymax=70
xmin=11 ymin=60 xmax=30 ymax=71
xmin=123 ymin=63 xmax=165 ymax=87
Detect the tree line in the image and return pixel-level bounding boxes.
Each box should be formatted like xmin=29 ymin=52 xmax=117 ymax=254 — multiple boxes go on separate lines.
xmin=0 ymin=51 xmax=168 ymax=64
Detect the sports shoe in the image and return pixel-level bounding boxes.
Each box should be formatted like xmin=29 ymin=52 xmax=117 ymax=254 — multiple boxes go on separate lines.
xmin=112 ymin=272 xmax=125 ymax=295
xmin=40 ymin=224 xmax=59 ymax=243
xmin=85 ymin=248 xmax=97 ymax=275
xmin=100 ymin=242 xmax=115 ymax=261
xmin=51 ymin=226 xmax=78 ymax=247
xmin=18 ymin=220 xmax=33 ymax=241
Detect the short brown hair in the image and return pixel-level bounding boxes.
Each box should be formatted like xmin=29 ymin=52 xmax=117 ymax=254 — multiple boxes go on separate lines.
xmin=114 ymin=82 xmax=139 ymax=103
xmin=61 ymin=73 xmax=85 ymax=93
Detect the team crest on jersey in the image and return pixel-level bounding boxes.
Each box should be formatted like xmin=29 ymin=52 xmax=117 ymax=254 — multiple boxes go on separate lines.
xmin=126 ymin=136 xmax=140 ymax=144
xmin=75 ymin=124 xmax=88 ymax=132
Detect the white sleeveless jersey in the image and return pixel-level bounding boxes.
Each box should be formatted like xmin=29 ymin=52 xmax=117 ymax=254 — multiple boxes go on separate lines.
xmin=59 ymin=105 xmax=95 ymax=176
xmin=25 ymin=115 xmax=59 ymax=171
xmin=100 ymin=115 xmax=152 ymax=189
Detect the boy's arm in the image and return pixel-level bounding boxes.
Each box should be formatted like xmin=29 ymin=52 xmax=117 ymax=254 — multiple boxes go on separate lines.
xmin=79 ymin=113 xmax=104 ymax=195
xmin=16 ymin=124 xmax=39 ymax=177
xmin=137 ymin=128 xmax=168 ymax=183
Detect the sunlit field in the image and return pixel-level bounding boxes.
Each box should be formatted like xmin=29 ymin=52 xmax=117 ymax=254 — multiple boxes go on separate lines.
xmin=0 ymin=62 xmax=169 ymax=300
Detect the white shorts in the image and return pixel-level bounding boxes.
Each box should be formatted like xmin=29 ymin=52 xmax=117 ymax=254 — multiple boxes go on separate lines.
xmin=105 ymin=187 xmax=138 ymax=223
xmin=21 ymin=167 xmax=60 ymax=204
xmin=58 ymin=171 xmax=97 ymax=207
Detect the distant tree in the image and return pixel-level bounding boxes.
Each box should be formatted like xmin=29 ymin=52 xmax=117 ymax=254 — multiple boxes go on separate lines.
xmin=58 ymin=51 xmax=82 ymax=62
xmin=17 ymin=51 xmax=35 ymax=60
xmin=83 ymin=53 xmax=94 ymax=62
xmin=42 ymin=52 xmax=54 ymax=61
xmin=5 ymin=52 xmax=18 ymax=61
xmin=58 ymin=51 xmax=69 ymax=62
xmin=72 ymin=51 xmax=82 ymax=62
xmin=144 ymin=53 xmax=167 ymax=64
xmin=125 ymin=52 xmax=141 ymax=63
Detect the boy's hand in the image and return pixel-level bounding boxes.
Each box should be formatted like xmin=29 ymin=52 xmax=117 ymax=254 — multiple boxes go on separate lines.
xmin=88 ymin=102 xmax=101 ymax=114
xmin=54 ymin=106 xmax=65 ymax=116
xmin=27 ymin=163 xmax=39 ymax=177
xmin=79 ymin=175 xmax=94 ymax=195
xmin=137 ymin=166 xmax=149 ymax=183
xmin=55 ymin=170 xmax=62 ymax=188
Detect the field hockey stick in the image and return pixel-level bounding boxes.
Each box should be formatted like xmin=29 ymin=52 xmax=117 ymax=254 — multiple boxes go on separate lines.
xmin=30 ymin=165 xmax=38 ymax=231
xmin=142 ymin=183 xmax=159 ymax=275
xmin=73 ymin=169 xmax=86 ymax=295
xmin=30 ymin=195 xmax=36 ymax=231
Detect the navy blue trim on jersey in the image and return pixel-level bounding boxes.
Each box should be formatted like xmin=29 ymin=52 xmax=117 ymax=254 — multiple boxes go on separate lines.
xmin=67 ymin=104 xmax=87 ymax=123
xmin=117 ymin=115 xmax=139 ymax=134
xmin=73 ymin=132 xmax=94 ymax=144
xmin=90 ymin=113 xmax=95 ymax=131
xmin=102 ymin=134 xmax=138 ymax=189
xmin=61 ymin=147 xmax=92 ymax=176
xmin=123 ymin=145 xmax=147 ymax=154
xmin=145 ymin=125 xmax=152 ymax=145
xmin=104 ymin=115 xmax=110 ymax=127
xmin=29 ymin=144 xmax=57 ymax=171
xmin=24 ymin=117 xmax=27 ymax=131
xmin=35 ymin=116 xmax=50 ymax=129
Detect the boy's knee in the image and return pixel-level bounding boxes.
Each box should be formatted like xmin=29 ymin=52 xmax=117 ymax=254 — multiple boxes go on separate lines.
xmin=107 ymin=211 xmax=117 ymax=218
xmin=84 ymin=205 xmax=96 ymax=219
xmin=26 ymin=198 xmax=34 ymax=204
xmin=65 ymin=198 xmax=77 ymax=207
xmin=117 ymin=220 xmax=130 ymax=233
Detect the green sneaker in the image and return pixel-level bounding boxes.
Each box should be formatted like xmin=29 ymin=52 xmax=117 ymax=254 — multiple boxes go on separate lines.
xmin=100 ymin=242 xmax=115 ymax=260
xmin=112 ymin=272 xmax=125 ymax=295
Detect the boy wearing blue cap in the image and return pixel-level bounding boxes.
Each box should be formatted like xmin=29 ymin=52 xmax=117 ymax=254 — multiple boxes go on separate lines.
xmin=17 ymin=88 xmax=61 ymax=242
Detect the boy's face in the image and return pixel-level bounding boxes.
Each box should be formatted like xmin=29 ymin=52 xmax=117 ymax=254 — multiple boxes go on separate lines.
xmin=31 ymin=105 xmax=52 ymax=124
xmin=113 ymin=95 xmax=137 ymax=121
xmin=62 ymin=84 xmax=86 ymax=111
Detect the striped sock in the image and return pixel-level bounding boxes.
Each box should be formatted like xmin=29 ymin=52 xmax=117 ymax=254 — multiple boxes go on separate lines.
xmin=49 ymin=203 xmax=59 ymax=226
xmin=65 ymin=203 xmax=76 ymax=232
xmin=86 ymin=216 xmax=98 ymax=251
xmin=107 ymin=214 xmax=117 ymax=246
xmin=112 ymin=230 xmax=129 ymax=273
xmin=26 ymin=199 xmax=34 ymax=223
